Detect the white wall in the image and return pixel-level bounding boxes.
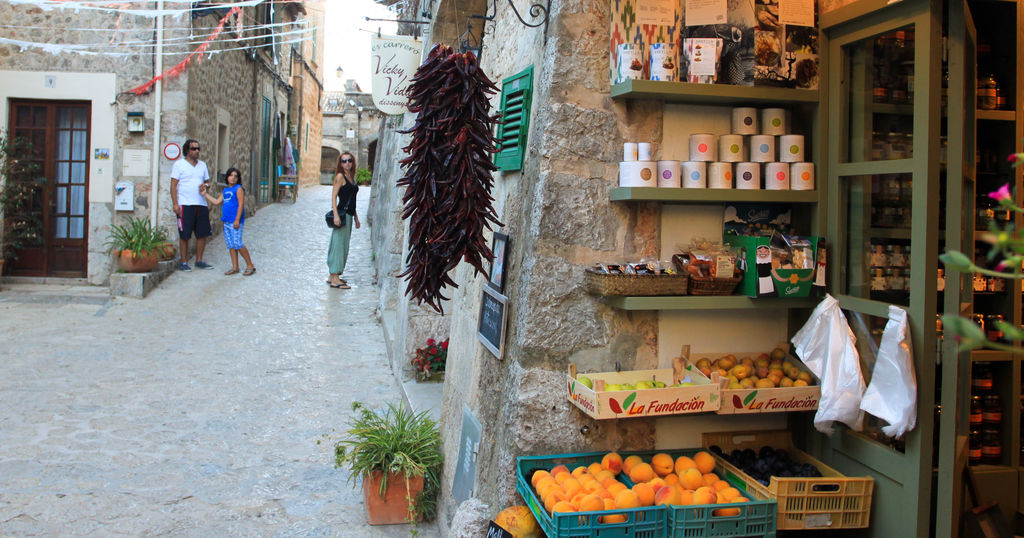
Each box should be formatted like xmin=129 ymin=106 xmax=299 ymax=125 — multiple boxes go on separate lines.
xmin=0 ymin=71 xmax=117 ymax=203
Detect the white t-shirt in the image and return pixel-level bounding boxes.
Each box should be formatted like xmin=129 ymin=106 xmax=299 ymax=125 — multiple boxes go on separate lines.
xmin=171 ymin=159 xmax=210 ymax=206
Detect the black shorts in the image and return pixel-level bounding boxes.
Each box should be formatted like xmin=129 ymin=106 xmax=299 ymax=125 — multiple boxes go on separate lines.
xmin=178 ymin=205 xmax=212 ymax=240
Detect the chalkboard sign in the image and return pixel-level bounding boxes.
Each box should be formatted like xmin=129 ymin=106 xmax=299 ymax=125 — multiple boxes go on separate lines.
xmin=487 ymin=521 xmax=514 ymax=538
xmin=477 ymin=285 xmax=508 ymax=359
xmin=452 ymin=404 xmax=481 ymax=503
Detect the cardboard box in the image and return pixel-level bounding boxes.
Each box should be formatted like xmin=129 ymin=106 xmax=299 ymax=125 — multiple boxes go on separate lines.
xmin=609 ymin=0 xmax=682 ymax=85
xmin=725 ymin=234 xmax=820 ymax=298
xmin=566 ymin=362 xmax=719 ymax=420
xmin=683 ymin=344 xmax=820 ymax=415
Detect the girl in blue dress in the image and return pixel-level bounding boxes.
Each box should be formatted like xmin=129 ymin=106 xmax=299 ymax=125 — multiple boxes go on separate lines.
xmin=202 ymin=167 xmax=256 ymax=275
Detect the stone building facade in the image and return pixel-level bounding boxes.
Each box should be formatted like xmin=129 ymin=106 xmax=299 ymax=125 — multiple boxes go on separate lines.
xmin=0 ymin=1 xmax=322 ymax=283
xmin=321 ymin=82 xmax=380 ymax=183
xmin=369 ymin=0 xmax=664 ymax=533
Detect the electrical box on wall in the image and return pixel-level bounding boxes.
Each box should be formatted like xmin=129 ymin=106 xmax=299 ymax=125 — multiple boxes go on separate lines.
xmin=115 ymin=181 xmax=134 ymax=211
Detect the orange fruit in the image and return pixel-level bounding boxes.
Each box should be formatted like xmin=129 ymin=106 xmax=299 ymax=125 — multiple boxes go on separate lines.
xmin=647 ymin=477 xmax=666 ymax=493
xmin=607 ymin=482 xmax=628 ymax=496
xmin=719 ymin=487 xmax=741 ymax=502
xmin=654 ymin=484 xmax=682 ymax=505
xmin=680 ymin=468 xmax=704 ymax=490
xmin=712 ymin=507 xmax=741 ymax=516
xmin=571 ymin=466 xmax=588 ymax=478
xmin=600 ymin=501 xmax=627 ymax=524
xmin=628 ymin=462 xmax=655 ymax=483
xmin=544 ymin=490 xmax=569 ymax=513
xmin=693 ymin=486 xmax=718 ymax=505
xmin=550 ymin=464 xmax=570 ymax=477
xmin=578 ymin=494 xmax=603 ymax=512
xmin=554 ymin=471 xmax=572 ymax=485
xmin=622 ymin=455 xmax=643 ymax=475
xmin=632 ymin=482 xmax=656 ymax=506
xmin=663 ymin=473 xmax=680 ymax=486
xmin=651 ymin=453 xmax=675 ymax=476
xmin=674 ymin=456 xmax=697 ymax=475
xmin=551 ymin=500 xmax=576 ymax=514
xmin=570 ymin=493 xmax=588 ymax=508
xmin=588 ymin=462 xmax=604 ymax=476
xmin=535 ymin=476 xmax=556 ymax=494
xmin=602 ymin=452 xmax=624 ymax=475
xmin=614 ymin=489 xmax=641 ymax=509
xmin=594 ymin=470 xmax=614 ymax=483
xmin=677 ymin=488 xmax=694 ymax=505
xmin=712 ymin=480 xmax=731 ymax=492
xmin=562 ymin=478 xmax=582 ymax=499
xmin=702 ymin=473 xmax=719 ymax=486
xmin=538 ymin=482 xmax=563 ymax=501
xmin=693 ymin=451 xmax=716 ymax=474
xmin=601 ymin=477 xmax=620 ymax=489
xmin=531 ymin=470 xmax=551 ymax=489
xmin=582 ymin=480 xmax=602 ymax=494
xmin=595 ymin=488 xmax=613 ymax=500
xmin=735 ymin=496 xmax=749 ymax=502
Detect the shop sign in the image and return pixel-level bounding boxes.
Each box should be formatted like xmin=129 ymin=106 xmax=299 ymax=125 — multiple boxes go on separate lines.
xmin=370 ymin=35 xmax=423 ymax=115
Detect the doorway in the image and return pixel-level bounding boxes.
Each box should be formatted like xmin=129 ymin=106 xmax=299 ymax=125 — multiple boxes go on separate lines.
xmin=6 ymin=99 xmax=91 ymax=277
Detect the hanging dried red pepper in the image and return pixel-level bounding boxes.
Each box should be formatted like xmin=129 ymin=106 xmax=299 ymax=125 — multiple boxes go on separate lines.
xmin=397 ymin=44 xmax=504 ymax=313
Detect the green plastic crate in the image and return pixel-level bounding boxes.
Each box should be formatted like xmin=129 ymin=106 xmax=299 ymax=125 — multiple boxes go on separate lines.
xmin=516 ymin=449 xmax=776 ymax=538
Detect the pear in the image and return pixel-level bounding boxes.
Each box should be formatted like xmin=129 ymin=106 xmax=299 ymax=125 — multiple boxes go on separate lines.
xmin=652 ymin=381 xmax=666 ymax=388
xmin=636 ymin=381 xmax=655 ymax=390
xmin=620 ymin=383 xmax=636 ymax=391
xmin=605 ymin=383 xmax=623 ymax=392
xmin=577 ymin=376 xmax=594 ymax=389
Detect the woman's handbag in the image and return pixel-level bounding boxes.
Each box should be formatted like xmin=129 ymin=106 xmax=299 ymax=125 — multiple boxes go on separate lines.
xmin=325 ymin=210 xmax=346 ymax=229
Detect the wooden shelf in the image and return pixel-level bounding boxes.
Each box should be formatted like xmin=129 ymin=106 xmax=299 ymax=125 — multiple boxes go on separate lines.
xmin=869 ymin=227 xmax=911 ymax=239
xmin=971 ymin=350 xmax=1016 ymax=362
xmin=610 ymin=80 xmax=819 ymax=105
xmin=610 ymin=187 xmax=819 ymax=204
xmin=977 ymin=109 xmax=1017 ymax=121
xmin=599 ymin=295 xmax=819 ymax=310
xmin=868 ymin=103 xmax=914 ymax=116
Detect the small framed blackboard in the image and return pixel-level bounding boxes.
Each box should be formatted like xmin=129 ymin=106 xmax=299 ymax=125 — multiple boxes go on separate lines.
xmin=487 ymin=521 xmax=514 ymax=538
xmin=488 ymin=232 xmax=509 ymax=293
xmin=477 ymin=285 xmax=508 ymax=359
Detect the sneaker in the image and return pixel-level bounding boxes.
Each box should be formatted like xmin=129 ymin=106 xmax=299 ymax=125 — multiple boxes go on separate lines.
xmin=195 ymin=261 xmax=213 ymax=270
xmin=179 ymin=262 xmax=192 ymax=272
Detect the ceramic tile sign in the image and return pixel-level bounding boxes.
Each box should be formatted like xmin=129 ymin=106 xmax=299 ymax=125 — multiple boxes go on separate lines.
xmin=610 ymin=0 xmax=681 ymax=85
xmin=681 ymin=0 xmax=754 ymax=85
xmin=754 ymin=0 xmax=819 ymax=89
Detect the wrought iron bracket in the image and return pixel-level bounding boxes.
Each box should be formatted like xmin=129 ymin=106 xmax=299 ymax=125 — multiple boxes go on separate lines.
xmin=472 ymin=0 xmax=552 ymax=43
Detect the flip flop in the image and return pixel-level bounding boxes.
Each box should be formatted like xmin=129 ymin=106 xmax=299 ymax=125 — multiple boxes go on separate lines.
xmin=243 ymin=267 xmax=256 ymax=276
xmin=224 ymin=269 xmax=239 ymax=275
xmin=329 ymin=282 xmax=344 ymax=288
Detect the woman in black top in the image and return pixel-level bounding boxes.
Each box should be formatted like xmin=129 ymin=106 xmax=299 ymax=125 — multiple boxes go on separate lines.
xmin=327 ymin=152 xmax=361 ymax=288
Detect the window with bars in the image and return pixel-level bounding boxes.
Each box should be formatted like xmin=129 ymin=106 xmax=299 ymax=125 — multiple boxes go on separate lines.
xmin=494 ymin=65 xmax=534 ymax=172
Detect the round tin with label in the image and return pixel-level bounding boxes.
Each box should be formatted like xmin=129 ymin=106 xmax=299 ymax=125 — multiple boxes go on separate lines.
xmin=718 ymin=134 xmax=745 ymax=162
xmin=657 ymin=160 xmax=681 ymax=188
xmin=765 ymin=162 xmax=790 ymax=190
xmin=689 ymin=134 xmax=716 ymax=162
xmin=735 ymin=162 xmax=760 ymax=189
xmin=731 ymin=107 xmax=758 ymax=135
xmin=682 ymin=161 xmax=707 ymax=188
xmin=750 ymin=135 xmax=775 ymax=162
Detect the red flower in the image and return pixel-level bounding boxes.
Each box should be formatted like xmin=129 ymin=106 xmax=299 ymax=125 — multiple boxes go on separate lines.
xmin=426 ymin=338 xmax=436 ymax=346
xmin=429 ymin=346 xmax=438 ymax=355
xmin=441 ymin=340 xmax=449 ymax=350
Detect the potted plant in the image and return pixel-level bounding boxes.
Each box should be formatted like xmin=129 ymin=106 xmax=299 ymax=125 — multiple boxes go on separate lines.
xmin=411 ymin=338 xmax=448 ymax=381
xmin=0 ymin=132 xmax=46 ymax=287
xmin=104 ymin=216 xmax=167 ymax=273
xmin=333 ymin=401 xmax=442 ymax=526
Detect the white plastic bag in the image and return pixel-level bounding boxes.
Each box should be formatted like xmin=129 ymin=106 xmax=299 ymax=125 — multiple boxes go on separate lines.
xmin=792 ymin=294 xmax=866 ymax=435
xmin=860 ymin=305 xmax=917 ymax=438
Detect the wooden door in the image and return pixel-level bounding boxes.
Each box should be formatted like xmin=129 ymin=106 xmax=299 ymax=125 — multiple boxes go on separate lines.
xmin=7 ymin=100 xmax=90 ymax=277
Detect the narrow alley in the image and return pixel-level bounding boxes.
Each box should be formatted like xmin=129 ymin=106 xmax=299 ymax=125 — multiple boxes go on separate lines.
xmin=0 ymin=185 xmax=439 ymax=537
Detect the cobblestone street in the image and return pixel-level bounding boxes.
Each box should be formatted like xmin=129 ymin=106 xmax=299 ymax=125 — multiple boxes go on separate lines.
xmin=0 ymin=185 xmax=439 ymax=537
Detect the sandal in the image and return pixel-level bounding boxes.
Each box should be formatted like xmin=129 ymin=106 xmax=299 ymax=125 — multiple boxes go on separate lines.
xmin=224 ymin=269 xmax=240 ymax=275
xmin=243 ymin=267 xmax=256 ymax=276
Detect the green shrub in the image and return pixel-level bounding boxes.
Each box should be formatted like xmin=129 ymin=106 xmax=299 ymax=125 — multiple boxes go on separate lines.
xmin=356 ymin=168 xmax=372 ymax=186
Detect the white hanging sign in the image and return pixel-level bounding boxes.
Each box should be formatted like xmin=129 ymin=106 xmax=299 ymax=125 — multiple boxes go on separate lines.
xmin=370 ymin=35 xmax=423 ymax=115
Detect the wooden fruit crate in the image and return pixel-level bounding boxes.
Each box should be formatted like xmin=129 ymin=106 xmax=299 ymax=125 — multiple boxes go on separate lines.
xmin=681 ymin=344 xmax=821 ymax=415
xmin=567 ymin=357 xmax=719 ymax=420
xmin=703 ymin=430 xmax=874 ymax=530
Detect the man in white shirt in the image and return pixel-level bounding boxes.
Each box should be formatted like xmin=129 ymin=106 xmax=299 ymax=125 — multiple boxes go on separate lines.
xmin=170 ymin=139 xmax=213 ymax=271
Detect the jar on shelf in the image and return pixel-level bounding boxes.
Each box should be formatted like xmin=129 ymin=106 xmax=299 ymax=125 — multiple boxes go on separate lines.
xmin=985 ymin=314 xmax=1004 ymax=341
xmin=937 ymin=268 xmax=946 ymax=292
xmin=978 ymin=73 xmax=998 ymax=110
xmin=982 ymin=393 xmax=1002 ymax=425
xmin=969 ymin=427 xmax=982 ymax=465
xmin=970 ymin=394 xmax=983 ymax=426
xmin=973 ymin=362 xmax=992 ymax=392
xmin=981 ymin=427 xmax=1002 ymax=464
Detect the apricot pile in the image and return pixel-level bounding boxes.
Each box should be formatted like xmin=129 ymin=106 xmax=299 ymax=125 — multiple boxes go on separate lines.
xmin=528 ymin=451 xmax=753 ymax=522
xmin=694 ymin=348 xmax=815 ymax=390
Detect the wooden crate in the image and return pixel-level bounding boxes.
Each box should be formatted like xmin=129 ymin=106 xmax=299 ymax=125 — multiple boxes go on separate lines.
xmin=567 ymin=359 xmax=719 ymax=420
xmin=682 ymin=344 xmax=821 ymax=415
xmin=703 ymin=430 xmax=873 ymax=530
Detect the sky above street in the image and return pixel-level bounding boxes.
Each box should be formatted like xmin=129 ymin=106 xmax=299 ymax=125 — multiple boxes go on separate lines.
xmin=323 ymin=0 xmax=399 ymax=92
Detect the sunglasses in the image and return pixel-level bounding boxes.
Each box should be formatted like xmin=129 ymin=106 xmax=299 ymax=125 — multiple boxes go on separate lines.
xmin=341 ymin=158 xmax=353 ymax=163
xmin=189 ymin=146 xmax=200 ymax=151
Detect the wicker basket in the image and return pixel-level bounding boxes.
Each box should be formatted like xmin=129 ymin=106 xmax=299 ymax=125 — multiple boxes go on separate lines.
xmin=584 ymin=269 xmax=688 ymax=296
xmin=687 ymin=274 xmax=742 ymax=296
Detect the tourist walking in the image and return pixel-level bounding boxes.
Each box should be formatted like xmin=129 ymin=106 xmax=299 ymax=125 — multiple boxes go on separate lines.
xmin=327 ymin=152 xmax=361 ymax=289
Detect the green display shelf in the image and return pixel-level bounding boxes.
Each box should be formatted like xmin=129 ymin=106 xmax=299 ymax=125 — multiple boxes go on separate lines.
xmin=598 ymin=295 xmax=820 ymax=310
xmin=610 ymin=80 xmax=820 ymax=105
xmin=976 ymin=109 xmax=1016 ymax=122
xmin=970 ymin=350 xmax=1016 ymax=362
xmin=610 ymin=187 xmax=819 ymax=204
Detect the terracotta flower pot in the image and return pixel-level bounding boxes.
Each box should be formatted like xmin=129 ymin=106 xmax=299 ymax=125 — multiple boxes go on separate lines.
xmin=117 ymin=249 xmax=159 ymax=273
xmin=158 ymin=242 xmax=177 ymax=261
xmin=361 ymin=470 xmax=424 ymax=525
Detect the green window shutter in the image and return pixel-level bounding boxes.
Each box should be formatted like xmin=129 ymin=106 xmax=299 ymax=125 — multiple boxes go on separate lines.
xmin=494 ymin=65 xmax=534 ymax=172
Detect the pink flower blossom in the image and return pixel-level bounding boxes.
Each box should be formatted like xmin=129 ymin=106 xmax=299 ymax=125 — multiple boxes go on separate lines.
xmin=989 ymin=183 xmax=1012 ymax=202
xmin=995 ymin=261 xmax=1009 ymax=273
